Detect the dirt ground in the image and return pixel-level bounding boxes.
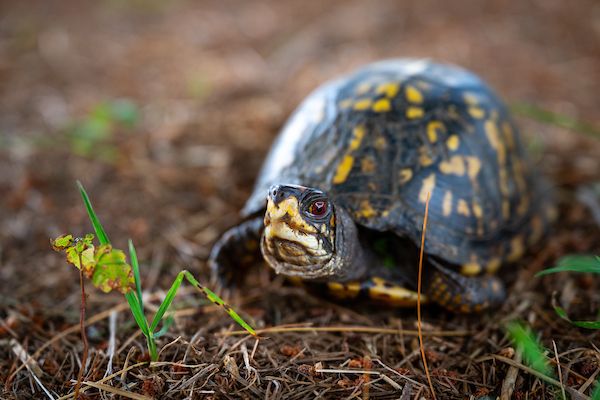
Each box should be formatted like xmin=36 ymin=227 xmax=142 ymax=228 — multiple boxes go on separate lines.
xmin=1 ymin=0 xmax=600 ymax=399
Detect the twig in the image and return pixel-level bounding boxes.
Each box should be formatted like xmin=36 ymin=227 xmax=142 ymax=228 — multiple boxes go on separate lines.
xmin=104 ymin=310 xmax=117 ymax=378
xmin=553 ymin=340 xmax=567 ymax=400
xmin=224 ymin=325 xmax=470 ymax=337
xmin=481 ymin=354 xmax=589 ymax=400
xmin=417 ymin=192 xmax=436 ymax=400
xmin=10 ymin=339 xmax=55 ymax=400
xmin=80 ymin=381 xmax=151 ymax=400
xmin=73 ymin=258 xmax=89 ymax=400
xmin=500 ymin=349 xmax=522 ymax=400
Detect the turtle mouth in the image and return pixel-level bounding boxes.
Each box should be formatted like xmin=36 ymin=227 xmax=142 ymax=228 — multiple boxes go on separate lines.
xmin=261 ymin=236 xmax=335 ymax=278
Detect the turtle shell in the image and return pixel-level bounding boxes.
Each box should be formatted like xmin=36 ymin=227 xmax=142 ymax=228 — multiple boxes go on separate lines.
xmin=243 ymin=59 xmax=554 ymax=275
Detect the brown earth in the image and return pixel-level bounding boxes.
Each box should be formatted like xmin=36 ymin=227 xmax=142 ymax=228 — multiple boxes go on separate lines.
xmin=1 ymin=0 xmax=599 ymax=398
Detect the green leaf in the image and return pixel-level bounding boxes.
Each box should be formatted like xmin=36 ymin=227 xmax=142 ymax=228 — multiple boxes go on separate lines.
xmin=125 ymin=291 xmax=150 ymax=337
xmin=552 ymin=296 xmax=600 ymax=329
xmin=128 ymin=240 xmax=144 ymax=314
xmin=536 ymin=254 xmax=600 ymax=277
xmin=150 ymin=272 xmax=185 ymax=333
xmin=77 ymin=182 xmax=110 ymax=245
xmin=51 ymin=234 xmax=96 ymax=276
xmin=183 ymin=271 xmax=256 ymax=336
xmin=51 ymin=234 xmax=75 ymax=251
xmin=506 ymin=321 xmax=553 ymax=378
xmin=592 ymin=381 xmax=600 ymax=400
xmin=92 ymin=245 xmax=134 ymax=294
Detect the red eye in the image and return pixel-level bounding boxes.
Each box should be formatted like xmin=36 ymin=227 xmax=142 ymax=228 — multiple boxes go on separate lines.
xmin=308 ymin=200 xmax=328 ymax=216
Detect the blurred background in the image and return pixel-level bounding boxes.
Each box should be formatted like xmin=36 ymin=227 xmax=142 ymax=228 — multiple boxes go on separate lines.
xmin=1 ymin=0 xmax=600 ymax=398
xmin=2 ymin=0 xmax=599 ymax=307
xmin=1 ymin=0 xmax=599 ymax=310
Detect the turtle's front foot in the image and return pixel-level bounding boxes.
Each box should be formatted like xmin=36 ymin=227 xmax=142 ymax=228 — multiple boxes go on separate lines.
xmin=209 ymin=217 xmax=264 ymax=287
xmin=426 ymin=263 xmax=506 ymax=313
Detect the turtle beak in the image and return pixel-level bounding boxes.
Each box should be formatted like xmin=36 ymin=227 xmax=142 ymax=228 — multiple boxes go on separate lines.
xmin=264 ymin=185 xmax=316 ymax=238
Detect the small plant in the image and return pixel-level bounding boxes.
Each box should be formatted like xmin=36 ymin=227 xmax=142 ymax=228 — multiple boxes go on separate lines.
xmin=537 ymin=255 xmax=600 ymax=328
xmin=52 ymin=182 xmax=255 ymax=363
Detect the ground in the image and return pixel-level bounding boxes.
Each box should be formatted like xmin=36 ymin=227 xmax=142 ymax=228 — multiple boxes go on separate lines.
xmin=1 ymin=0 xmax=600 ymax=399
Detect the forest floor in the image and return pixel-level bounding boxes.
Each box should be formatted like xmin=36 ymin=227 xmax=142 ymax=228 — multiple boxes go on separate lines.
xmin=1 ymin=0 xmax=599 ymax=398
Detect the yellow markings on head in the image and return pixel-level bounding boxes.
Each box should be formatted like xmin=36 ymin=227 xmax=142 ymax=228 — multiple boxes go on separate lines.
xmin=328 ymin=282 xmax=361 ymax=299
xmin=332 ymin=155 xmax=354 ymax=184
xmin=372 ymin=99 xmax=391 ymax=112
xmin=418 ymin=174 xmax=436 ymax=203
xmin=419 ymin=147 xmax=434 ymax=167
xmin=442 ymin=191 xmax=453 ymax=217
xmin=375 ymin=82 xmax=399 ymax=98
xmin=460 ymin=262 xmax=481 ymax=276
xmin=356 ymin=200 xmax=377 ymax=219
xmin=374 ymin=136 xmax=387 ymax=150
xmin=355 ymin=82 xmax=372 ymax=95
xmin=446 ymin=135 xmax=460 ymax=151
xmin=361 ymin=157 xmax=376 ymax=174
xmin=353 ymin=98 xmax=372 ymax=111
xmin=349 ymin=125 xmax=366 ymax=150
xmin=427 ymin=121 xmax=444 ymax=143
xmin=457 ymin=199 xmax=471 ymax=216
xmin=439 ymin=155 xmax=466 ymax=176
xmin=406 ymin=107 xmax=424 ymax=119
xmin=399 ymin=168 xmax=413 ymax=184
xmin=265 ymin=197 xmax=317 ymax=236
xmin=502 ymin=200 xmax=510 ymax=220
xmin=507 ymin=235 xmax=525 ymax=262
xmin=405 ymin=85 xmax=423 ymax=104
xmin=468 ymin=107 xmax=485 ymax=119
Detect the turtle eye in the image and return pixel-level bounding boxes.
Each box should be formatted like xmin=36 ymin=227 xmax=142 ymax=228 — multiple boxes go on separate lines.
xmin=307 ymin=200 xmax=328 ymax=217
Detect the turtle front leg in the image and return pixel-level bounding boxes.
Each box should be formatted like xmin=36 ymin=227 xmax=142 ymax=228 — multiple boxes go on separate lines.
xmin=426 ymin=261 xmax=506 ymax=313
xmin=209 ymin=216 xmax=264 ymax=286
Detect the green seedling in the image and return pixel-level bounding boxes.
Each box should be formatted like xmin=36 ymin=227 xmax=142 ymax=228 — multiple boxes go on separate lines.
xmin=537 ymin=255 xmax=600 ymax=329
xmin=52 ymin=182 xmax=255 ymax=362
xmin=511 ymin=102 xmax=600 ymax=139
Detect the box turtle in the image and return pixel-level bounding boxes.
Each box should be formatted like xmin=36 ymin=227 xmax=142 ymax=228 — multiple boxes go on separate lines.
xmin=209 ymin=59 xmax=555 ymax=313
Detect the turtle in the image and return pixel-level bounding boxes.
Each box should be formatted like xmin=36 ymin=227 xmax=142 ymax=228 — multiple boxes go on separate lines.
xmin=209 ymin=59 xmax=555 ymax=313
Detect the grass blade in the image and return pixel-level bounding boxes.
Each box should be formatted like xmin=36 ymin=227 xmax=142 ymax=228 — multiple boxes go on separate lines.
xmin=552 ymin=295 xmax=600 ymax=329
xmin=125 ymin=292 xmax=149 ymax=337
xmin=506 ymin=321 xmax=553 ymax=378
xmin=77 ymin=181 xmax=110 ymax=246
xmin=128 ymin=240 xmax=144 ymax=314
xmin=149 ymin=272 xmax=185 ymax=333
xmin=511 ymin=102 xmax=600 ymax=139
xmin=183 ymin=271 xmax=256 ymax=336
xmin=536 ymin=255 xmax=600 ymax=277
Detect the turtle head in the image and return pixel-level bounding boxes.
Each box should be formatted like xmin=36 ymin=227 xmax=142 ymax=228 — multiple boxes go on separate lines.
xmin=261 ymin=184 xmax=346 ymax=279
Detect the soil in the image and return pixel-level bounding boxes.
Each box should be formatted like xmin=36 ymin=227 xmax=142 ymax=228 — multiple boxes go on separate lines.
xmin=1 ymin=0 xmax=599 ymax=399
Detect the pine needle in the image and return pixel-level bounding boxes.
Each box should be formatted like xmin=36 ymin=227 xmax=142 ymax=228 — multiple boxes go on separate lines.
xmin=417 ymin=192 xmax=437 ymax=400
